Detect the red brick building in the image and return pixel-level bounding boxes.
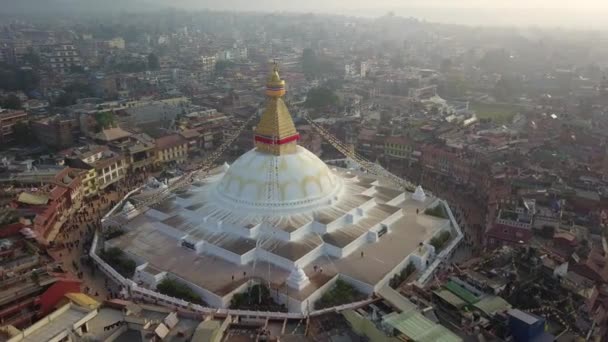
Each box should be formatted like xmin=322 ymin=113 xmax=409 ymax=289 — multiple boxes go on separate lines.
xmin=10 ymin=167 xmax=83 ymax=243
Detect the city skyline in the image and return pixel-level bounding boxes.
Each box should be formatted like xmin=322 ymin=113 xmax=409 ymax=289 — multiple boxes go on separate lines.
xmin=3 ymin=0 xmax=608 ymax=29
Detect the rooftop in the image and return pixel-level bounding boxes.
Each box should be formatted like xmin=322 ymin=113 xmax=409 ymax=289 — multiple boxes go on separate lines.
xmin=107 ymin=170 xmax=445 ymax=302
xmin=95 ymin=126 xmax=133 ymax=142
xmin=155 ymin=134 xmax=187 ymax=150
xmin=16 ymin=304 xmax=94 ymax=342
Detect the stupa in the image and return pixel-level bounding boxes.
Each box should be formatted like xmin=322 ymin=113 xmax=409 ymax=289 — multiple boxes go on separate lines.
xmin=103 ymin=64 xmax=458 ymax=312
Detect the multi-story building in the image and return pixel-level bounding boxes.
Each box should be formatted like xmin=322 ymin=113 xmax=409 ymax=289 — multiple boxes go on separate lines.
xmin=384 ymin=136 xmax=416 ymax=162
xmin=9 ymin=167 xmax=83 ymax=242
xmin=179 ymin=129 xmax=202 ymax=153
xmin=200 ymin=55 xmax=216 ymax=73
xmin=420 ymin=144 xmax=474 ymax=185
xmin=106 ymin=37 xmax=126 ymax=49
xmin=484 ymin=208 xmax=534 ymax=249
xmin=155 ymin=134 xmax=188 ymax=164
xmin=63 ymin=145 xmax=127 ymax=197
xmin=31 ymin=115 xmax=76 ymax=148
xmin=0 ymin=109 xmax=27 ymax=144
xmin=109 ymin=133 xmax=156 ymax=171
xmin=41 ymin=43 xmax=81 ymax=74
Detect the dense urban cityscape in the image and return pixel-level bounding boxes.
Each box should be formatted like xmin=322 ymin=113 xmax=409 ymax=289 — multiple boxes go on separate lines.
xmin=0 ymin=3 xmax=608 ymax=342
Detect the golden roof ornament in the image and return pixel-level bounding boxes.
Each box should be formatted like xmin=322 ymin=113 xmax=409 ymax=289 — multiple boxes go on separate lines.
xmin=254 ymin=62 xmax=299 ymax=155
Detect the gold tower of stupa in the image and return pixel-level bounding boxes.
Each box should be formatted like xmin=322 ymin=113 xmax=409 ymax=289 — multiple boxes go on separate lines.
xmin=254 ymin=63 xmax=300 ymax=155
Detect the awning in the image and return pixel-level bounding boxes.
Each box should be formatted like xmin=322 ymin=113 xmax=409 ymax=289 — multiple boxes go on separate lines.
xmin=17 ymin=192 xmax=49 ymax=205
xmin=65 ymin=293 xmax=101 ymax=309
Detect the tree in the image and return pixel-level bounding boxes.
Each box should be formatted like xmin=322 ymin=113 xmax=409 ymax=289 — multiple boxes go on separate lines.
xmin=99 ymin=247 xmax=136 ymax=277
xmin=215 ymin=60 xmax=234 ymax=74
xmin=22 ymin=49 xmax=41 ymax=67
xmin=53 ymin=82 xmax=95 ymax=107
xmin=229 ymin=284 xmax=284 ymax=311
xmin=31 ymin=272 xmax=40 ymax=286
xmin=69 ymin=64 xmax=85 ymax=74
xmin=479 ymin=49 xmax=511 ymax=73
xmin=425 ymin=205 xmax=447 ymax=219
xmin=301 ymin=48 xmax=340 ymax=80
xmin=304 ymin=87 xmax=339 ymax=110
xmin=440 ymin=58 xmax=453 ymax=73
xmin=1 ymin=94 xmax=22 ymax=109
xmin=12 ymin=121 xmax=37 ymax=145
xmin=147 ymin=53 xmax=160 ymax=70
xmin=0 ymin=64 xmax=40 ymax=92
xmin=430 ymin=231 xmax=452 ymax=250
xmin=157 ymin=278 xmax=203 ymax=304
xmin=440 ymin=73 xmax=468 ymax=98
xmin=314 ymin=280 xmax=365 ymax=310
xmin=302 ymin=48 xmax=316 ymax=79
xmin=540 ymin=225 xmax=555 ymax=239
xmin=493 ymin=76 xmax=521 ymax=102
xmin=95 ymin=112 xmax=116 ymax=130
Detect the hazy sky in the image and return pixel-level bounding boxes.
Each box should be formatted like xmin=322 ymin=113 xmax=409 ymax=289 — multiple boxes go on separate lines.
xmin=167 ymin=0 xmax=608 ymax=10
xmin=3 ymin=0 xmax=608 ymax=28
xmin=163 ymin=0 xmax=608 ymax=28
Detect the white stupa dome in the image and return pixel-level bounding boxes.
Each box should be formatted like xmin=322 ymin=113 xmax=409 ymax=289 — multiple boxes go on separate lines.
xmin=212 ymin=146 xmax=342 ymax=213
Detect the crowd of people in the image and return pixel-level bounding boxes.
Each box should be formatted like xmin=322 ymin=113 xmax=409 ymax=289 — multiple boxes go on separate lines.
xmin=51 ymin=169 xmax=151 ymax=300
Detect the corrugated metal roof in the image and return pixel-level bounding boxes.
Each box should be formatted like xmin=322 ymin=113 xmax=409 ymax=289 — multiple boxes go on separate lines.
xmin=384 ymin=311 xmax=462 ymax=342
xmin=444 ymin=280 xmax=479 ymax=304
xmin=434 ymin=289 xmax=466 ymax=308
xmin=378 ymin=285 xmax=416 ymax=312
xmin=473 ymin=296 xmax=511 ymax=316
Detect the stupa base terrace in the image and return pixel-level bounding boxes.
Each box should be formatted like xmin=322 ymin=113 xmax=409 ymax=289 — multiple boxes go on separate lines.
xmin=98 ymin=166 xmax=462 ymax=313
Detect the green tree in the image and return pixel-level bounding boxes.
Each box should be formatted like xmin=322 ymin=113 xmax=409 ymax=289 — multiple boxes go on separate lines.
xmin=305 ymin=87 xmax=339 ymax=110
xmin=229 ymin=284 xmax=284 ymax=311
xmin=69 ymin=64 xmax=85 ymax=74
xmin=441 ymin=73 xmax=468 ymax=98
xmin=301 ymin=48 xmax=340 ymax=79
xmin=440 ymin=58 xmax=453 ymax=73
xmin=12 ymin=121 xmax=37 ymax=145
xmin=493 ymin=76 xmax=520 ymax=101
xmin=22 ymin=48 xmax=41 ymax=67
xmin=214 ymin=60 xmax=234 ymax=74
xmin=429 ymin=231 xmax=452 ymax=251
xmin=31 ymin=272 xmax=40 ymax=286
xmin=95 ymin=112 xmax=116 ymax=130
xmin=54 ymin=82 xmax=95 ymax=107
xmin=425 ymin=205 xmax=447 ymax=219
xmin=0 ymin=65 xmax=40 ymax=92
xmin=147 ymin=53 xmax=160 ymax=70
xmin=314 ymin=280 xmax=365 ymax=310
xmin=157 ymin=278 xmax=203 ymax=304
xmin=99 ymin=247 xmax=136 ymax=277
xmin=479 ymin=49 xmax=511 ymax=73
xmin=301 ymin=48 xmax=316 ymax=79
xmin=1 ymin=94 xmax=22 ymax=109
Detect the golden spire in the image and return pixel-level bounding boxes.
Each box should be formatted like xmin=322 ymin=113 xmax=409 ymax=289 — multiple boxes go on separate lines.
xmin=254 ymin=62 xmax=299 ymax=155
